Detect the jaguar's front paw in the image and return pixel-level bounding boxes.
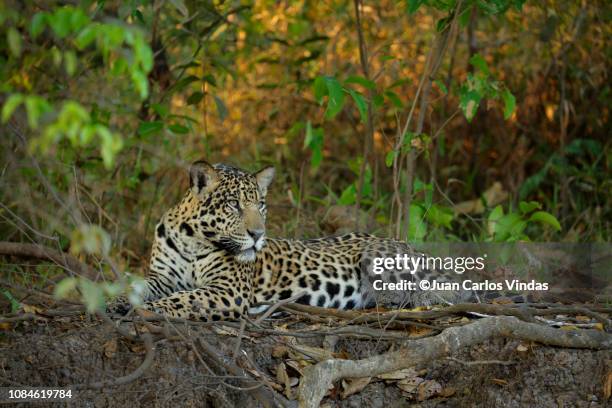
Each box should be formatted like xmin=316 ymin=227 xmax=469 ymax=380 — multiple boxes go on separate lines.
xmin=107 ymin=298 xmax=132 ymax=316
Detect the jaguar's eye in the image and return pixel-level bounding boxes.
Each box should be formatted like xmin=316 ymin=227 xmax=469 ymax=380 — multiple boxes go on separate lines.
xmin=227 ymin=199 xmax=240 ymax=211
xmin=258 ymin=201 xmax=266 ymax=211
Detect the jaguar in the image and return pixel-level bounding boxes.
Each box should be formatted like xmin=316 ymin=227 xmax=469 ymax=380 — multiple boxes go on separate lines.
xmin=109 ymin=160 xmax=470 ymax=321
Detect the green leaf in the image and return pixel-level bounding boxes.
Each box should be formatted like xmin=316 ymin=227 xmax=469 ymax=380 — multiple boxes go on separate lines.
xmin=132 ymin=9 xmax=145 ymax=24
xmin=134 ymin=35 xmax=154 ymax=73
xmin=187 ymin=91 xmax=204 ymax=105
xmin=388 ymin=78 xmax=412 ymax=89
xmin=401 ymin=131 xmax=416 ymax=152
xmin=469 ymin=53 xmax=490 ymax=76
xmin=75 ymin=25 xmax=97 ymax=49
xmin=213 ymin=95 xmax=228 ymax=121
xmin=384 ymin=90 xmax=403 ymax=108
xmin=172 ymin=75 xmax=200 ymax=92
xmin=304 ymin=121 xmax=313 ymax=148
xmin=7 ymin=27 xmax=22 ymax=57
xmin=529 ymin=211 xmax=561 ymax=231
xmin=518 ymin=201 xmax=541 ymax=214
xmin=338 ymin=184 xmax=356 ymax=205
xmin=30 ymin=12 xmax=47 ymax=39
xmin=304 ymin=121 xmax=324 ymax=170
xmin=64 ymin=50 xmax=77 ymax=76
xmin=344 ymin=75 xmax=375 ymax=89
xmin=324 ymin=76 xmax=345 ymax=119
xmin=54 ymin=277 xmax=78 ymax=299
xmin=406 ymin=0 xmax=425 ymax=14
xmin=48 ymin=8 xmax=72 ymax=38
xmin=347 ymin=89 xmax=367 ymax=123
xmin=1 ymin=289 xmax=20 ymax=312
xmin=385 ymin=150 xmax=398 ymax=168
xmin=24 ymin=96 xmax=44 ymax=129
xmin=501 ymin=88 xmax=516 ymax=119
xmin=169 ymin=124 xmax=189 ymax=134
xmin=434 ymin=79 xmax=448 ymax=95
xmin=487 ymin=205 xmax=504 ymax=236
xmin=407 ymin=204 xmax=427 ymax=241
xmin=68 ymin=8 xmax=89 ymax=32
xmin=459 ymin=89 xmax=481 ymax=122
xmin=202 ymin=74 xmax=217 ymax=86
xmin=426 ymin=204 xmax=454 ymax=229
xmin=313 ymin=76 xmax=327 ymax=104
xmin=1 ymin=94 xmax=24 ymax=123
xmin=519 ymin=163 xmax=549 ymax=199
xmin=137 ymin=121 xmax=164 ymax=137
xmin=131 ymin=70 xmax=149 ymax=99
xmin=151 ymin=103 xmax=169 ymax=118
xmin=494 ymin=213 xmax=524 ymax=241
xmin=311 ymin=146 xmax=323 ymax=169
xmin=110 ymin=57 xmax=127 ymax=75
xmin=97 ymin=126 xmax=123 ymax=168
xmin=372 ymin=93 xmax=384 ymax=108
xmin=436 ymin=16 xmax=452 ymax=32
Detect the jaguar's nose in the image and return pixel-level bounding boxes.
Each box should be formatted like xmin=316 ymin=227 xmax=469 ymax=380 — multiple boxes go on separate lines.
xmin=247 ymin=228 xmax=264 ymax=242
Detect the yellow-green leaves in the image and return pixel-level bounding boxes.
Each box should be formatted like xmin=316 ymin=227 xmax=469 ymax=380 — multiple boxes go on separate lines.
xmin=304 ymin=121 xmax=324 ymax=170
xmin=2 ymin=95 xmax=123 ymax=169
xmin=70 ymin=224 xmax=111 ymax=256
xmin=459 ymin=89 xmax=481 ymax=122
xmin=501 ymin=88 xmax=516 ymax=119
xmin=1 ymin=94 xmax=24 ymax=123
xmin=344 ymin=75 xmax=376 ymax=89
xmin=407 ymin=204 xmax=427 ymax=241
xmin=338 ymin=158 xmax=373 ymax=205
xmin=1 ymin=94 xmax=52 ymax=129
xmin=487 ymin=201 xmax=561 ymax=241
xmin=313 ymin=74 xmax=373 ymax=126
xmin=53 ymin=277 xmax=78 ymax=300
xmin=31 ymin=101 xmax=124 ymax=168
xmin=314 ymin=76 xmax=345 ymax=119
xmin=529 ymin=211 xmax=561 ymax=231
xmin=46 ymin=6 xmax=89 ymax=39
xmin=385 ymin=150 xmax=398 ymax=168
xmin=459 ymin=53 xmax=516 ymax=122
xmin=7 ymin=27 xmax=22 ymax=57
xmin=347 ymin=88 xmax=367 ymax=123
xmin=64 ymin=50 xmax=77 ymax=76
xmin=29 ymin=12 xmax=47 ymax=38
xmin=469 ymin=54 xmax=490 ymax=76
xmin=54 ymin=276 xmax=126 ymax=313
xmin=30 ymin=8 xmax=153 ymax=100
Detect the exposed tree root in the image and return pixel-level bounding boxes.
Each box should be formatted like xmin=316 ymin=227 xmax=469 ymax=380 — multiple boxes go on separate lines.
xmin=297 ymin=316 xmax=612 ymax=408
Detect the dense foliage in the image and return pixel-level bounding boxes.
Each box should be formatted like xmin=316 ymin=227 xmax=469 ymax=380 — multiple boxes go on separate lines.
xmin=0 ymin=0 xmax=609 ymax=307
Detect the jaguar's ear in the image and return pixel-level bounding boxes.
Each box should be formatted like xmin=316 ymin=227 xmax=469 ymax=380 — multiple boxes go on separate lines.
xmin=254 ymin=166 xmax=275 ymax=195
xmin=189 ymin=160 xmax=218 ymax=197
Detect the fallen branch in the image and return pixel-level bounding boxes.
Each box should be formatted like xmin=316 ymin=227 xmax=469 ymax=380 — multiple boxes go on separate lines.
xmin=0 ymin=241 xmax=97 ymax=279
xmin=0 ymin=313 xmax=44 ymax=324
xmin=297 ymin=316 xmax=611 ymax=408
xmin=283 ymin=302 xmax=538 ymax=324
xmin=446 ymin=357 xmax=517 ymax=366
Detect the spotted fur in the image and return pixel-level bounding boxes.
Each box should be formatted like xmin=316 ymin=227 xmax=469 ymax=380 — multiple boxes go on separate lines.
xmin=109 ymin=160 xmax=465 ymax=321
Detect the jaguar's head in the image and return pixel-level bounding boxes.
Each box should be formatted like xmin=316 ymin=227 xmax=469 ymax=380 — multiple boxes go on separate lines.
xmin=186 ymin=160 xmax=275 ymax=263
